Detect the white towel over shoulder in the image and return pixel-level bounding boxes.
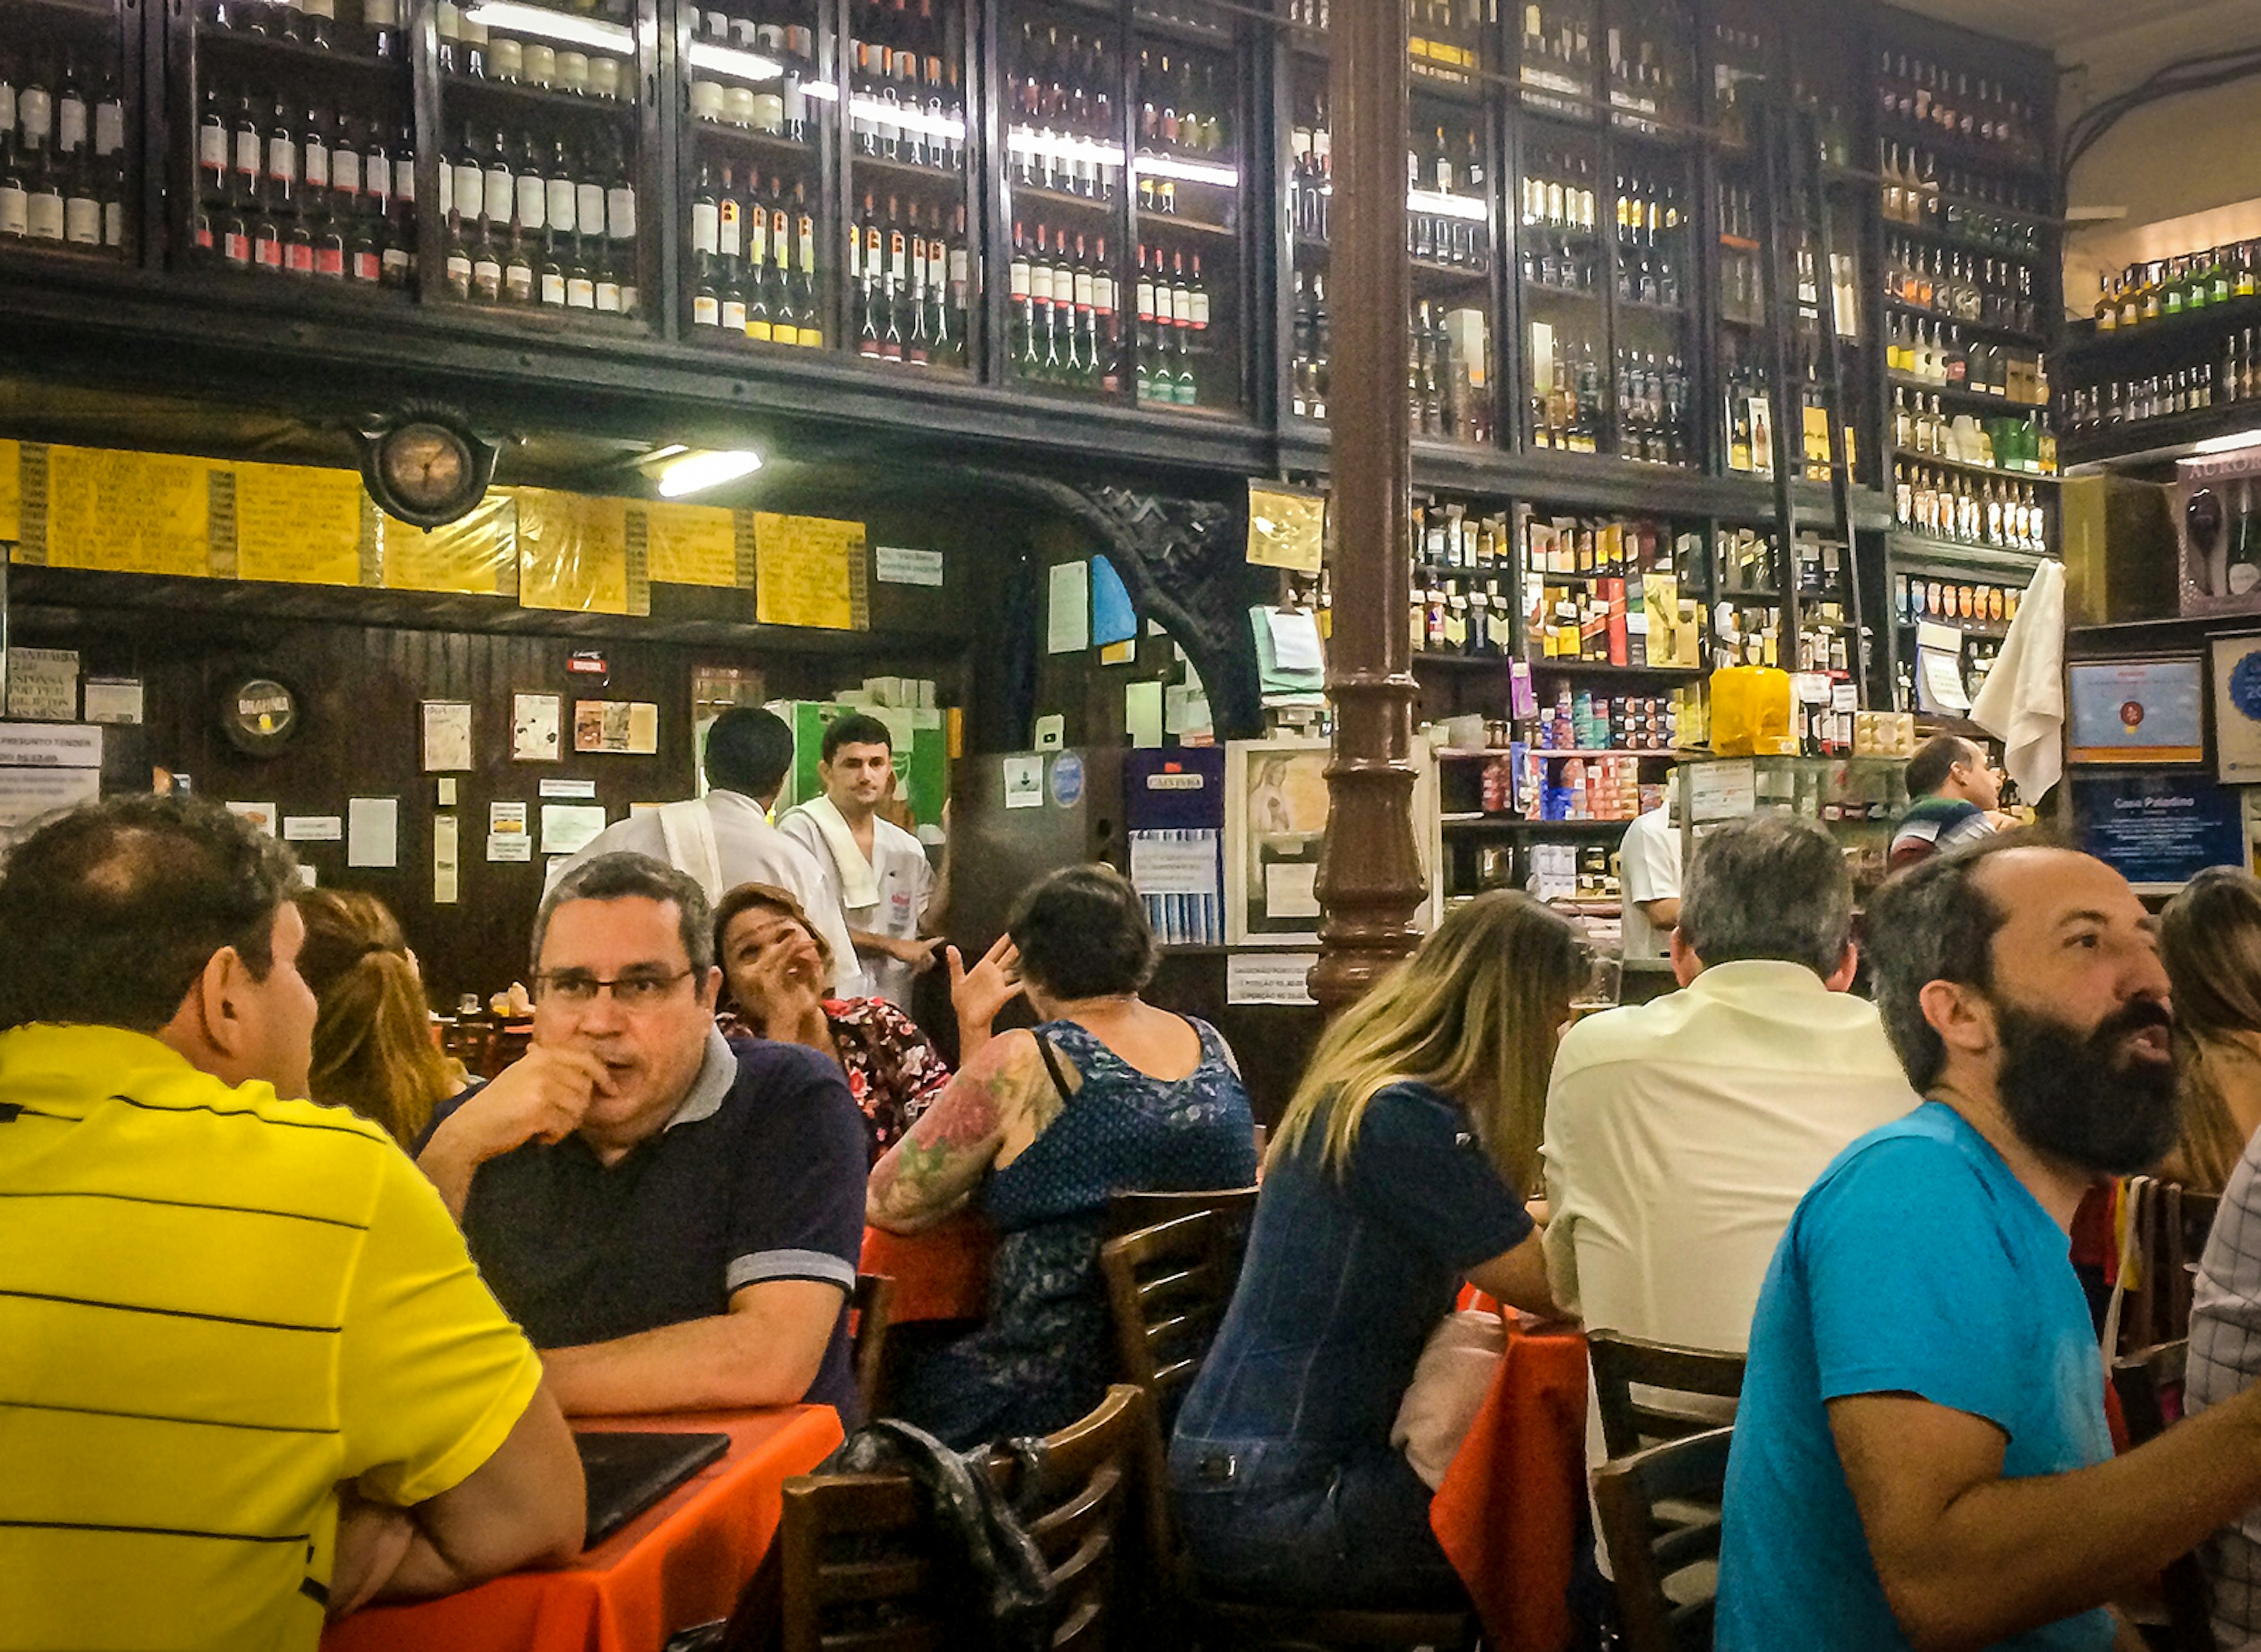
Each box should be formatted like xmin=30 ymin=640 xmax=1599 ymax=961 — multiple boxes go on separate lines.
xmin=1970 ymin=558 xmax=2066 ymax=804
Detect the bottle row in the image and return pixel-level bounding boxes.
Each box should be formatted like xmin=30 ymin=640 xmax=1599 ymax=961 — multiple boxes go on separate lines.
xmin=1884 ymin=237 xmax=2041 ymax=337
xmin=2 ymin=49 xmax=127 ymax=164
xmin=1530 ymin=690 xmax=1683 ymax=755
xmin=841 ymin=0 xmax=964 ymax=170
xmin=1715 ymin=526 xmax=1848 ymax=601
xmin=1876 ymin=50 xmax=2047 ymax=169
xmin=2060 ymin=334 xmax=2261 ymax=436
xmin=1004 ymin=30 xmax=1229 ymax=158
xmin=1524 ymin=508 xmax=1682 ymax=580
xmin=1891 ymin=462 xmax=2049 ymax=554
xmin=203 ymin=0 xmax=410 ymax=61
xmin=1885 ymin=317 xmax=2049 ymax=406
xmin=194 ymin=86 xmax=415 ymax=224
xmin=1889 ymin=389 xmax=2057 ymax=476
xmin=2093 ymin=244 xmax=2261 ymax=333
xmin=1877 ymin=144 xmax=2047 ymax=256
xmin=0 ymin=147 xmax=128 ymax=250
xmin=444 ymin=222 xmax=636 ymax=310
xmin=1000 ymin=222 xmax=1218 ymax=406
xmin=1410 ymin=300 xmax=1493 ymax=444
xmin=1894 ymin=574 xmax=2022 ymax=627
xmin=429 ymin=3 xmax=636 ymax=99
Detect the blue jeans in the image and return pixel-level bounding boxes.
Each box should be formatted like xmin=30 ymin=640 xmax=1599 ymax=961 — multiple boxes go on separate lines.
xmin=1169 ymin=1432 xmax=1471 ymax=1611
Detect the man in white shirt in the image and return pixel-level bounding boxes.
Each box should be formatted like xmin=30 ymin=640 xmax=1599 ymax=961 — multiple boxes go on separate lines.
xmin=1616 ymin=798 xmax=1681 ymax=960
xmin=548 ymin=708 xmax=861 ymax=995
xmin=780 ymin=714 xmax=938 ymax=1010
xmin=1543 ymin=814 xmax=1916 ymax=1516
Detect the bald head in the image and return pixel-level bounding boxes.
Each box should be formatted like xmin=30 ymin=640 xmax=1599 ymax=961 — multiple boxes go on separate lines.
xmin=1907 ymin=734 xmax=2000 ymax=812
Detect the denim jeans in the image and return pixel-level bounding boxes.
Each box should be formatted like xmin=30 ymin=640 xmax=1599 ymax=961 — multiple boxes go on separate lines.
xmin=1168 ymin=1432 xmax=1471 ymax=1611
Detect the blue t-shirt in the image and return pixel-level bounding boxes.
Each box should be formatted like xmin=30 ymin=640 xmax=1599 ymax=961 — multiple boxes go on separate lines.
xmin=1715 ymin=1101 xmax=2113 ymax=1652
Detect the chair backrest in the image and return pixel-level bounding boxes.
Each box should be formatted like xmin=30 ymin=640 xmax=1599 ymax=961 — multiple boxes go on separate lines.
xmin=849 ymin=1273 xmax=895 ymax=1422
xmin=2124 ymin=1179 xmax=2223 ymax=1351
xmin=1590 ymin=1427 xmax=1733 ymax=1652
xmin=2111 ymin=1340 xmax=2212 ymax=1652
xmin=1586 ymin=1332 xmax=1748 ymax=1462
xmin=1103 ymin=1187 xmax=1259 ymax=1243
xmin=775 ymin=1386 xmax=1143 ymax=1652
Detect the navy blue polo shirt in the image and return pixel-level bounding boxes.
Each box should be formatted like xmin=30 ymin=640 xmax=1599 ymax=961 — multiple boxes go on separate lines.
xmin=430 ymin=1029 xmax=869 ymax=1418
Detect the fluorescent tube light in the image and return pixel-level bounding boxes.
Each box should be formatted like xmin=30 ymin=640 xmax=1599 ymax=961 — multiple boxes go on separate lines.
xmin=657 ymin=450 xmax=764 ymax=497
xmin=462 ymin=1 xmax=633 ymax=52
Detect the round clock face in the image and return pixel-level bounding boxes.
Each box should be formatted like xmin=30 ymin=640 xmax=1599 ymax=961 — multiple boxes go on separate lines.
xmin=380 ymin=423 xmax=476 ymax=514
xmin=223 ymin=676 xmax=300 ymax=757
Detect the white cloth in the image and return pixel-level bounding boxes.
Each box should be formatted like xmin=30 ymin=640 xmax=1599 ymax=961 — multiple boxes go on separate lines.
xmin=1969 ymin=558 xmax=2066 ymax=804
xmin=780 ymin=806 xmax=935 ymax=1009
xmin=1541 ymin=959 xmax=1918 ymax=1556
xmin=1616 ymin=803 xmax=1682 ymax=961
xmin=1390 ymin=1309 xmax=1507 ymax=1492
xmin=546 ymin=790 xmax=863 ymax=995
xmin=794 ymin=794 xmax=881 ymax=908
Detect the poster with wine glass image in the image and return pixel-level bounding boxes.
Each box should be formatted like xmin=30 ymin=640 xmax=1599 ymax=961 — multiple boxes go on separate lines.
xmin=1223 ymin=738 xmax=1440 ymax=944
xmin=2212 ymin=635 xmax=2261 ymax=784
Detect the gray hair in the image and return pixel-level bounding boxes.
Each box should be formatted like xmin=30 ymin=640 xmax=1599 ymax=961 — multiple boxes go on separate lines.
xmin=1677 ymin=814 xmax=1854 ymax=979
xmin=532 ymin=852 xmax=715 ymax=976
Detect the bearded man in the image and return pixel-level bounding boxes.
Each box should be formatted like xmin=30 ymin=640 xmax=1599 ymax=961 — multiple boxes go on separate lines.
xmin=1716 ymin=835 xmax=2261 ymax=1652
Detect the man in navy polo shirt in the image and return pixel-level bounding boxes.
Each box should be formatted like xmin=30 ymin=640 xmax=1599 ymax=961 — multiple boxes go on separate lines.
xmin=419 ymin=852 xmax=868 ymax=1419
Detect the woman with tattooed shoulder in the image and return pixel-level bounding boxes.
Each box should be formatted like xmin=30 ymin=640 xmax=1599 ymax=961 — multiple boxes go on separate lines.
xmin=867 ymin=863 xmax=1257 ymax=1448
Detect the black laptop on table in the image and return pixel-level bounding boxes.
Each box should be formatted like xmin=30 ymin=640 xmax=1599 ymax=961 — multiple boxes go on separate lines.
xmin=575 ymin=1431 xmax=734 ymax=1548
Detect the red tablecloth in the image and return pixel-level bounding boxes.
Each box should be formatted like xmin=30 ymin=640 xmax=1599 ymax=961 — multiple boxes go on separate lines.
xmin=861 ymin=1215 xmax=996 ymax=1324
xmin=1430 ymin=1324 xmax=1590 ymax=1652
xmin=324 ymin=1405 xmax=844 ymax=1652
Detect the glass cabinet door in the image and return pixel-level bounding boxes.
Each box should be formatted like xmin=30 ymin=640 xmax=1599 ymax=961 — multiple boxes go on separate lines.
xmin=1602 ymin=0 xmax=1693 ymax=469
xmin=1701 ymin=0 xmax=1773 ymax=476
xmin=5 ymin=0 xmax=138 ymax=263
xmin=1517 ymin=117 xmax=1602 ymax=453
xmin=682 ymin=0 xmax=834 ymax=351
xmin=433 ymin=0 xmax=651 ymax=324
xmin=1129 ymin=12 xmax=1242 ymax=412
xmin=1407 ymin=0 xmax=1496 ymax=446
xmin=1284 ymin=41 xmax=1328 ymax=426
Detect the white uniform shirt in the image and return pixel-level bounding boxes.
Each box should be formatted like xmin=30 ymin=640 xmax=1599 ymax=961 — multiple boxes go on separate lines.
xmin=546 ymin=790 xmax=864 ymax=995
xmin=780 ymin=808 xmax=936 ymax=1009
xmin=1616 ymin=804 xmax=1682 ymax=961
xmin=1541 ymin=960 xmax=1917 ymax=1489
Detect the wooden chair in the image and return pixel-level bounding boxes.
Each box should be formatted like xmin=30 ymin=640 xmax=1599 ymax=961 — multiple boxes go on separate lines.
xmin=1586 ymin=1332 xmax=1747 ymax=1461
xmin=848 ymin=1273 xmax=894 ymax=1422
xmin=1590 ymin=1427 xmax=1735 ymax=1652
xmin=1098 ymin=1213 xmax=1476 ymax=1652
xmin=773 ymin=1384 xmax=1143 ymax=1652
xmin=2111 ymin=1341 xmax=2213 ymax=1652
xmin=1105 ymin=1187 xmax=1259 ymax=1243
xmin=2123 ymin=1179 xmax=2223 ymax=1352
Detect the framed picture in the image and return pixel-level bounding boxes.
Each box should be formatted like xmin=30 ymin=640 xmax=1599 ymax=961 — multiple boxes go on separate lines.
xmin=1224 ymin=738 xmax=1439 ymax=945
xmin=2065 ymin=656 xmax=2206 ymax=766
xmin=2212 ymin=635 xmax=2261 ymax=784
xmin=2070 ymin=768 xmax=2247 ymax=895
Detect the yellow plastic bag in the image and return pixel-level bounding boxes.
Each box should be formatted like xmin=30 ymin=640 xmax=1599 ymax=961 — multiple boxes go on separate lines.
xmin=1710 ymin=665 xmax=1798 ymax=756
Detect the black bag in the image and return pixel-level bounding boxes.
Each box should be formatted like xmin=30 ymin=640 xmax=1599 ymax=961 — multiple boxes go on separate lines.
xmin=663 ymin=1419 xmax=1059 ymax=1652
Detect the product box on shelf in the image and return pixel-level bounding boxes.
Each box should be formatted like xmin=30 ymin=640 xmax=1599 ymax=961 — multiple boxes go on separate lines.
xmin=2176 ymin=446 xmax=2261 ymax=618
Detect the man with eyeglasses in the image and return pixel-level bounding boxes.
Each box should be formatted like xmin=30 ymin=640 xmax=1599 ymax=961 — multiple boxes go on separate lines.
xmin=418 ymin=852 xmax=870 ymax=1419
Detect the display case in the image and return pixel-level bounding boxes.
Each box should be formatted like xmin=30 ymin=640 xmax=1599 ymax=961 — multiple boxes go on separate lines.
xmin=5 ymin=0 xmax=140 ymax=263
xmin=1674 ymin=752 xmax=1907 ymax=898
xmin=432 ymin=0 xmax=655 ymax=323
xmin=1130 ymin=11 xmax=1244 ymax=411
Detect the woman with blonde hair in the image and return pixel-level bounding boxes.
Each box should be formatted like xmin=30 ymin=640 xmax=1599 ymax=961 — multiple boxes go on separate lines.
xmin=1169 ymin=890 xmax=1589 ymax=1610
xmin=2159 ymin=866 xmax=2261 ymax=1192
xmin=294 ymin=890 xmax=460 ymax=1149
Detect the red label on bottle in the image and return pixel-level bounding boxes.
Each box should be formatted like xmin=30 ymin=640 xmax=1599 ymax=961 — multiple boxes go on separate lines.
xmin=223 ymin=231 xmax=251 ymax=265
xmin=286 ymin=241 xmax=316 ymax=274
xmin=352 ymin=250 xmax=381 ymax=281
xmin=316 ymin=246 xmax=345 ymax=277
xmin=254 ymin=237 xmax=283 ymax=269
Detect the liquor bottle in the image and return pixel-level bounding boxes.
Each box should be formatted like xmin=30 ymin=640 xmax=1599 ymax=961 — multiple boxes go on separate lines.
xmin=483 ymin=128 xmax=516 ymax=237
xmin=694 ymin=249 xmax=721 ymax=327
xmin=503 ymin=228 xmax=534 ymax=304
xmin=61 ymin=148 xmax=97 ymax=245
xmin=544 ymin=138 xmax=577 ymax=241
xmin=883 ymin=198 xmax=907 ymax=362
xmin=306 ymin=0 xmax=335 ymax=48
xmin=1011 ymin=220 xmax=1039 ymax=376
xmin=55 ymin=55 xmax=87 ymax=158
xmin=198 ymin=84 xmax=228 ymax=206
xmin=567 ymin=233 xmax=598 ymax=310
xmin=0 ymin=141 xmax=24 ymax=240
xmin=366 ymin=0 xmax=401 ymax=59
xmin=906 ymin=204 xmax=932 ymax=367
xmin=793 ymin=184 xmax=818 ymax=343
xmin=18 ymin=58 xmax=50 ymax=155
xmin=231 ymin=90 xmax=263 ymax=213
xmin=744 ymin=193 xmax=773 ymax=340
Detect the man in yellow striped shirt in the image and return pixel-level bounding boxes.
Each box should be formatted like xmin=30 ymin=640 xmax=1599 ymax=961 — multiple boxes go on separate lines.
xmin=0 ymin=796 xmax=585 ymax=1651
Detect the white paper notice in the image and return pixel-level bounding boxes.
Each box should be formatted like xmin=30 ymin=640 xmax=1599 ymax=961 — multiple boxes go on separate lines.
xmin=1264 ymin=861 xmax=1322 ymax=920
xmin=874 ymin=545 xmax=946 ymax=587
xmin=1003 ymin=755 xmax=1045 ymax=810
xmin=488 ymin=801 xmax=533 ymax=861
xmin=1687 ymin=759 xmax=1758 ymax=822
xmin=1032 ymin=715 xmax=1065 ymax=752
xmin=422 ymin=702 xmax=475 ymax=772
xmin=512 ymin=692 xmax=563 ymax=762
xmin=1047 ymin=560 xmax=1090 ymax=654
xmin=540 ymin=777 xmax=598 ymax=800
xmin=225 ymin=802 xmax=279 ymax=836
xmin=490 ymin=801 xmax=528 ymax=835
xmin=82 ymin=678 xmax=145 ymax=725
xmin=283 ymin=815 xmax=343 ymax=842
xmin=0 ymin=767 xmax=101 ymax=843
xmin=1130 ymin=834 xmax=1220 ymax=898
xmin=1920 ymin=647 xmax=1972 ymax=713
xmin=1125 ymin=681 xmax=1164 ymax=749
xmin=433 ymin=813 xmax=461 ymax=904
xmin=1263 ymin=609 xmax=1325 ymax=675
xmin=1226 ymin=953 xmax=1318 ymax=1006
xmin=347 ymin=797 xmax=400 ymax=868
xmin=540 ymin=802 xmax=609 ymax=854
xmin=7 ymin=649 xmax=79 ymax=722
xmin=0 ymin=724 xmax=101 ymax=769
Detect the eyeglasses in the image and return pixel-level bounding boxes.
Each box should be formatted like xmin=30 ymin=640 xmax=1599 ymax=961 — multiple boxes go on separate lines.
xmin=534 ymin=968 xmax=695 ymax=1008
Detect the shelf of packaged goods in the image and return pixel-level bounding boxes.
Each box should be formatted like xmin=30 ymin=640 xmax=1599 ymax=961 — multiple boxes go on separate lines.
xmin=1443 ymin=814 xmax=1639 ymax=832
xmin=1527 ymin=660 xmax=1708 ymax=680
xmin=195 ymin=24 xmax=397 ymax=72
xmin=2061 ymin=404 xmax=2261 ymax=474
xmin=2063 ymin=293 xmax=2261 ymax=362
xmin=1882 ymin=298 xmax=2046 ymax=349
xmin=1139 ymin=213 xmax=1237 ymax=241
xmin=1884 ymin=211 xmax=2044 ymax=261
xmin=441 ymin=72 xmax=638 ymax=119
xmin=1892 ymin=446 xmax=2059 ymax=486
xmin=1887 ymin=373 xmax=2047 ymax=413
xmin=1523 ymin=747 xmax=1680 ymax=759
xmin=1518 ymin=566 xmax=1657 ymax=586
xmin=1886 ymin=530 xmax=2053 ymax=571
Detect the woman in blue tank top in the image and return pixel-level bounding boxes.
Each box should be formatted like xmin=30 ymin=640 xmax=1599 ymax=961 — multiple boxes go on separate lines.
xmin=868 ymin=864 xmax=1257 ymax=1447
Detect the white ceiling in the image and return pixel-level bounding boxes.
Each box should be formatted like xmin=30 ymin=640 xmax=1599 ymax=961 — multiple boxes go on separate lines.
xmin=1887 ymin=0 xmax=2243 ymax=54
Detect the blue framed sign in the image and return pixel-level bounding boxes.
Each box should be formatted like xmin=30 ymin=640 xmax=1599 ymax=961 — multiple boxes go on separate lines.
xmin=2066 ymin=656 xmax=2206 ymax=766
xmin=2070 ymin=769 xmax=2248 ymax=892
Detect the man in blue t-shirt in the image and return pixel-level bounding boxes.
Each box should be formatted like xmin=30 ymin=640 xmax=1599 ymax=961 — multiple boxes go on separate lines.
xmin=1718 ymin=837 xmax=2261 ymax=1651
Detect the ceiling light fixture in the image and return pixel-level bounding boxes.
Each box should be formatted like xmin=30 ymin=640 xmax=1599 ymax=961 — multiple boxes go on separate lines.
xmin=2191 ymin=427 xmax=2261 ymax=458
xmin=462 ymin=1 xmax=633 ymax=52
xmin=687 ymin=41 xmax=787 ymax=82
xmin=656 ymin=449 xmax=764 ymax=497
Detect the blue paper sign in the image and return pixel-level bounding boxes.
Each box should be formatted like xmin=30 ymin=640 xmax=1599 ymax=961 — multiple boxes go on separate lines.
xmin=1091 ymin=556 xmax=1138 ymax=649
xmin=1049 ymin=752 xmax=1085 ymax=808
xmin=2071 ymin=769 xmax=2247 ymax=890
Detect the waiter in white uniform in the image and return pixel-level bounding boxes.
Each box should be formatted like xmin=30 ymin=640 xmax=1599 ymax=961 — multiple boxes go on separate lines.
xmin=546 ymin=707 xmax=863 ymax=994
xmin=780 ymin=712 xmax=939 ymax=1010
xmin=1616 ymin=795 xmax=1682 ymax=961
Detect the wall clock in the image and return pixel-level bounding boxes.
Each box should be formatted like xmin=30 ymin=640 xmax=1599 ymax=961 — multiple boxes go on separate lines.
xmin=356 ymin=410 xmax=498 ymax=530
xmin=220 ymin=675 xmax=301 ymax=757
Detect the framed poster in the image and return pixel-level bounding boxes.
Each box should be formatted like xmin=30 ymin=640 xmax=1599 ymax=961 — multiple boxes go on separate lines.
xmin=2212 ymin=635 xmax=2261 ymax=783
xmin=1224 ymin=738 xmax=1439 ymax=944
xmin=2065 ymin=656 xmax=2206 ymax=766
xmin=2070 ymin=769 xmax=2247 ymax=894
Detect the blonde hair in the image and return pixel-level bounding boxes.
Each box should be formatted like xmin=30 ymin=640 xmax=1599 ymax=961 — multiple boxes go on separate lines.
xmin=2160 ymin=868 xmax=2261 ymax=1193
xmin=1269 ymin=891 xmax=1590 ymax=1192
xmin=294 ymin=889 xmax=453 ymax=1149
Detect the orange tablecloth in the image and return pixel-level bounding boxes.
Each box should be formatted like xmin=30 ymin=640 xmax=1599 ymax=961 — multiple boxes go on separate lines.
xmin=324 ymin=1405 xmax=844 ymax=1652
xmin=861 ymin=1214 xmax=996 ymax=1323
xmin=1430 ymin=1324 xmax=1590 ymax=1652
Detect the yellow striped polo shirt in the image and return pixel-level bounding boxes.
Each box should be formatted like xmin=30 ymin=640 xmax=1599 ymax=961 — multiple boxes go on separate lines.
xmin=0 ymin=1023 xmax=546 ymax=1652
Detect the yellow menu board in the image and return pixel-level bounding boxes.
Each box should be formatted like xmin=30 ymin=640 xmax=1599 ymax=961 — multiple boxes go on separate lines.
xmin=0 ymin=440 xmax=19 ymax=543
xmin=44 ymin=446 xmax=216 ymax=578
xmin=234 ymin=463 xmax=368 ymax=587
xmin=754 ymin=512 xmax=867 ymax=631
xmin=517 ymin=489 xmax=637 ymax=615
xmin=384 ymin=493 xmax=518 ymax=596
xmin=644 ymin=501 xmax=744 ymax=588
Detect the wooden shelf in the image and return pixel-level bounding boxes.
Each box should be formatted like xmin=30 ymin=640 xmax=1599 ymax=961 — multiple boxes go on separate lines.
xmin=1891 ymin=445 xmax=2060 ymax=486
